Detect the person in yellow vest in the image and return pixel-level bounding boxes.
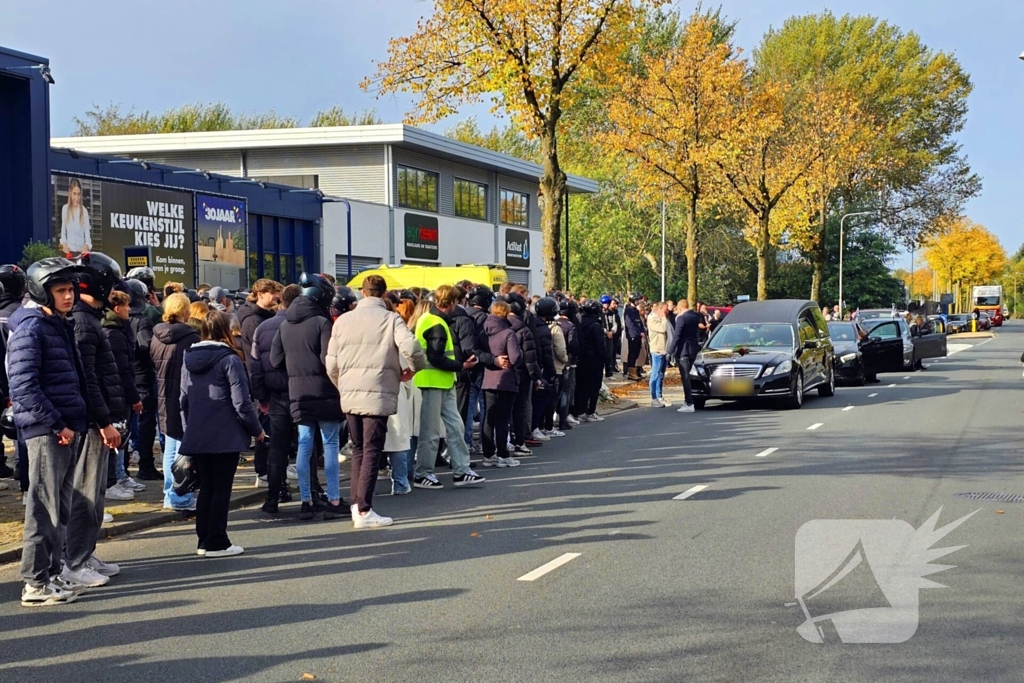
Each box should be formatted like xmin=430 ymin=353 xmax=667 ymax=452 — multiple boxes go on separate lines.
xmin=412 ymin=285 xmax=487 ymax=489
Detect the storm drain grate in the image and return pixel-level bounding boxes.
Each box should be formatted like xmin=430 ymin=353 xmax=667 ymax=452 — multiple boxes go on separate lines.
xmin=953 ymin=492 xmax=1024 ymax=503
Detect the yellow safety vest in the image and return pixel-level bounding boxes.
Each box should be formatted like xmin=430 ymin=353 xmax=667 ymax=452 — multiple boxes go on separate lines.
xmin=414 ymin=311 xmax=456 ymax=390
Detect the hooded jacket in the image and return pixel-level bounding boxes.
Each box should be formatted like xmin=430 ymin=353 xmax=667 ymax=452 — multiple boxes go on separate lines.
xmin=466 ymin=305 xmax=494 ymax=380
xmin=101 ymin=310 xmax=141 ymax=409
xmin=508 ymin=313 xmax=541 ymax=381
xmin=270 ymin=296 xmax=344 ymax=424
xmin=531 ymin=315 xmax=556 ymax=381
xmin=151 ymin=320 xmax=200 ymax=439
xmin=448 ymin=304 xmax=494 ymax=383
xmin=180 ymin=341 xmax=263 ymax=455
xmin=6 ymin=303 xmax=89 ymax=440
xmin=237 ymin=300 xmax=276 ymax=365
xmin=72 ymin=300 xmax=127 ymax=426
xmin=547 ymin=320 xmax=569 ymax=375
xmin=556 ymin=317 xmax=579 ymax=366
xmin=129 ymin=310 xmax=156 ymax=396
xmin=579 ymin=309 xmax=609 ymax=368
xmin=624 ymin=303 xmax=645 ymax=340
xmin=250 ymin=308 xmax=289 ymax=402
xmin=0 ymin=294 xmax=22 ymax=402
xmin=481 ymin=314 xmax=522 ymax=392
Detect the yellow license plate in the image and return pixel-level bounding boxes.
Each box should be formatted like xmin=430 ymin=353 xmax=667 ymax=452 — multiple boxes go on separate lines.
xmin=713 ymin=378 xmax=754 ymax=396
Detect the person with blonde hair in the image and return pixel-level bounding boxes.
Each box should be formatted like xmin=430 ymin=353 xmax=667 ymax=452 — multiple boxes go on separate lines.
xmin=59 ymin=178 xmax=92 ymax=253
xmin=188 ymin=301 xmax=209 ymax=331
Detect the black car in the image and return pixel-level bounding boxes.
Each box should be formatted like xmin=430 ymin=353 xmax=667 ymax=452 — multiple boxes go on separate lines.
xmin=828 ymin=320 xmax=871 ymax=385
xmin=689 ymin=300 xmax=835 ymax=410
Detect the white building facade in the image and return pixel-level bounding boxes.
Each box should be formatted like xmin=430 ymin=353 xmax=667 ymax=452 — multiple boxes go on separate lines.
xmin=54 ymin=125 xmax=598 ymax=291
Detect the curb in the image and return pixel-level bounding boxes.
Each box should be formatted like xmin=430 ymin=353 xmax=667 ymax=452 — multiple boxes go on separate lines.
xmin=948 ymin=331 xmax=995 ymax=339
xmin=599 ymin=399 xmax=638 ymax=415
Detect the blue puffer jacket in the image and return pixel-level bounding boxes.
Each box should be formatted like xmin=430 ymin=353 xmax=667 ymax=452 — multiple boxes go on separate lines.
xmin=6 ymin=303 xmax=88 ymax=440
xmin=179 ymin=341 xmax=263 ymax=456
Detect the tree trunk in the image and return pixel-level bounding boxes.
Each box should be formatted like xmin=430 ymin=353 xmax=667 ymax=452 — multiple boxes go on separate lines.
xmin=686 ymin=192 xmax=698 ymax=304
xmin=540 ymin=131 xmax=567 ymax=292
xmin=809 ymin=200 xmax=827 ymax=303
xmin=756 ymin=212 xmax=770 ymax=300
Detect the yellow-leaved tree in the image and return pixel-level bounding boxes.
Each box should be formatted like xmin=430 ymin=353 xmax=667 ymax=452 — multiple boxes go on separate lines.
xmin=601 ymin=13 xmax=744 ymax=303
xmin=924 ymin=218 xmax=1006 ymax=311
xmin=364 ymin=0 xmax=666 ymax=290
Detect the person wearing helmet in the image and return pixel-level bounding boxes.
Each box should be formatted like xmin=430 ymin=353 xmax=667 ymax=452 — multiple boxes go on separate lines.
xmin=556 ymin=300 xmax=581 ymax=428
xmin=448 ymin=284 xmax=498 ymax=454
xmin=502 ymin=291 xmax=541 ymax=456
xmin=122 ymin=278 xmax=162 ymax=483
xmin=64 ymin=252 xmax=127 ymax=588
xmin=623 ymin=292 xmax=646 ymax=381
xmin=577 ymin=299 xmax=609 ymax=422
xmin=126 ymin=267 xmax=162 ymax=326
xmin=534 ymin=298 xmax=568 ymax=439
xmin=0 ymin=264 xmax=26 ymax=482
xmin=329 ymin=286 xmax=358 ymax=321
xmin=600 ymin=295 xmax=621 ymax=378
xmin=7 ymin=258 xmax=90 ymax=605
xmin=463 ymin=284 xmax=499 ymax=452
xmin=270 ymin=273 xmax=347 ymax=520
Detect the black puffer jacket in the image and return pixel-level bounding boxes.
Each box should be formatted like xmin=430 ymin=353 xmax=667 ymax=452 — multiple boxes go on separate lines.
xmin=466 ymin=306 xmax=493 ymax=377
xmin=579 ymin=310 xmax=609 ymax=368
xmin=526 ymin=311 xmax=555 ymax=378
xmin=250 ymin=309 xmax=289 ymax=402
xmin=72 ymin=300 xmax=127 ymax=427
xmin=0 ymin=296 xmax=22 ymax=402
xmin=129 ymin=311 xmax=156 ymax=396
xmin=151 ymin=320 xmax=200 ymax=439
xmin=509 ymin=314 xmax=541 ymax=381
xmin=270 ymin=296 xmax=343 ymax=424
xmin=449 ymin=304 xmax=494 ymax=382
xmin=237 ymin=301 xmax=275 ymax=365
xmin=101 ymin=310 xmax=141 ymax=409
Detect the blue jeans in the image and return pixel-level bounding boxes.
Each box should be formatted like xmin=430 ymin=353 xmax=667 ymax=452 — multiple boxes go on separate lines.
xmin=650 ymin=353 xmax=666 ymax=400
xmin=297 ymin=422 xmax=340 ymax=503
xmin=388 ymin=436 xmax=417 ymax=492
xmin=465 ymin=374 xmax=485 ymax=447
xmin=163 ymin=436 xmax=194 ymax=509
xmin=114 ymin=447 xmax=128 ymax=482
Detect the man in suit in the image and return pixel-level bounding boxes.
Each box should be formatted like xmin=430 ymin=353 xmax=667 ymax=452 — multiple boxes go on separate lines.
xmin=671 ymin=299 xmax=703 ymax=414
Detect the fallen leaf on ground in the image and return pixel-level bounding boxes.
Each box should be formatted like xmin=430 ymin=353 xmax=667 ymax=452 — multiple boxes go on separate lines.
xmin=301 ymin=674 xmax=316 ymax=680
xmin=995 ymin=509 xmax=1004 ymax=514
xmin=470 ymin=531 xmax=479 ymax=537
xmin=485 ymin=515 xmax=493 ymax=520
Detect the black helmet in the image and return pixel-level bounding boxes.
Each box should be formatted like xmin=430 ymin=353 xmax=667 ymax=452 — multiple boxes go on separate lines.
xmin=25 ymin=257 xmax=85 ymax=308
xmin=582 ymin=299 xmax=603 ymax=315
xmin=124 ymin=279 xmax=149 ymax=311
xmin=331 ymin=286 xmax=358 ymax=316
xmin=535 ymin=297 xmax=558 ymax=320
xmin=0 ymin=264 xmax=27 ymax=300
xmin=501 ymin=292 xmax=527 ymax=317
xmin=75 ymin=251 xmax=123 ymax=301
xmin=468 ymin=284 xmax=494 ymax=309
xmin=0 ymin=406 xmax=15 ymax=439
xmin=398 ymin=289 xmax=417 ymax=302
xmin=126 ymin=266 xmax=156 ymax=293
xmin=629 ymin=292 xmax=643 ymax=303
xmin=298 ymin=272 xmax=335 ymax=312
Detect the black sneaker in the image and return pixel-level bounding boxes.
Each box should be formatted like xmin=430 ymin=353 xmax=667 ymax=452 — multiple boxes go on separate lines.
xmin=136 ymin=467 xmax=163 ymax=481
xmin=261 ymin=500 xmax=279 ymax=514
xmin=558 ymin=423 xmax=573 ymax=431
xmin=453 ymin=470 xmax=486 ymax=487
xmin=413 ymin=475 xmax=444 ymax=490
xmin=0 ymin=463 xmax=14 ymax=479
xmin=298 ymin=502 xmax=317 ymax=520
xmin=278 ymin=487 xmax=293 ymax=504
xmin=323 ymin=501 xmax=348 ymax=520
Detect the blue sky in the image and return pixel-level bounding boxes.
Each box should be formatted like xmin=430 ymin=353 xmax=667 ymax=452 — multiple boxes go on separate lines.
xmin=3 ymin=0 xmax=1021 ymax=257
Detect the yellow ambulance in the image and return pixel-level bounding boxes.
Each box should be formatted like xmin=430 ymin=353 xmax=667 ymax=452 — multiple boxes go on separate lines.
xmin=345 ymin=264 xmax=509 ymax=292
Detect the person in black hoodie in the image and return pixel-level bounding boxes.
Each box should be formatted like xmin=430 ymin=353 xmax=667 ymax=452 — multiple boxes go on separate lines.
xmin=100 ymin=289 xmax=143 ymax=501
xmin=124 ymin=278 xmax=162 ymax=481
xmin=0 ymin=264 xmax=26 ymax=482
xmin=251 ymin=284 xmax=301 ymax=513
xmin=270 ymin=273 xmax=346 ymax=520
xmin=577 ymin=300 xmax=609 ymax=422
xmin=464 ymin=285 xmax=495 ymax=452
xmin=503 ymin=292 xmax=541 ymax=456
xmin=151 ymin=293 xmax=201 ymax=512
xmin=556 ymin=300 xmax=580 ymax=430
xmin=181 ymin=311 xmax=265 ymax=557
xmin=237 ymin=278 xmax=282 ymax=485
xmin=529 ymin=298 xmax=557 ymax=441
xmin=448 ymin=285 xmax=496 ymax=452
xmin=65 ymin=251 xmax=126 ymax=588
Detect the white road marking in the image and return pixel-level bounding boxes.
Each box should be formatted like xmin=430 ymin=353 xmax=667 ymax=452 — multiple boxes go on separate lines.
xmin=903 ymin=376 xmax=910 ymax=379
xmin=517 ymin=553 xmax=582 ymax=581
xmin=887 ymin=383 xmax=897 ymax=388
xmin=608 ymin=530 xmax=622 ymax=536
xmin=842 ymin=406 xmax=854 ymax=412
xmin=868 ymin=393 xmax=878 ymax=398
xmin=755 ymin=447 xmax=779 ymax=458
xmin=673 ymin=484 xmax=709 ymax=500
xmin=807 ymin=423 xmax=824 ymax=431
xmin=947 ymin=343 xmax=973 ymax=356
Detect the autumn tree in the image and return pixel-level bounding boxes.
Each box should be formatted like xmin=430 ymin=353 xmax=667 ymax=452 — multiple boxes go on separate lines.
xmin=364 ymin=0 xmax=666 ymax=290
xmin=924 ymin=218 xmax=1006 ymax=312
xmin=444 ymin=117 xmax=540 ymax=162
xmin=601 ymin=13 xmax=744 ymax=303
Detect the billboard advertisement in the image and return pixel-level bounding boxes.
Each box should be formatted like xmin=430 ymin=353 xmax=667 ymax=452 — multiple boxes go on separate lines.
xmin=404 ymin=212 xmax=439 ymax=260
xmin=51 ymin=174 xmax=195 ymax=286
xmin=505 ymin=227 xmax=531 ymax=268
xmin=197 ymin=193 xmax=247 ymax=289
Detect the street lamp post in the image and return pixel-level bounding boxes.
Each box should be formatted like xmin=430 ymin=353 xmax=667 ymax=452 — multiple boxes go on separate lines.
xmin=660 ymin=198 xmax=666 ymax=301
xmin=839 ymin=210 xmax=878 ymax=314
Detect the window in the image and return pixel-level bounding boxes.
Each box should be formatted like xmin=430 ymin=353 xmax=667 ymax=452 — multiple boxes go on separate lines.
xmin=454 ymin=179 xmax=487 ymax=220
xmin=798 ymin=317 xmax=817 ymax=345
xmin=251 ymin=175 xmax=319 ymax=189
xmin=397 ymin=166 xmax=438 ymax=212
xmin=500 ymin=189 xmax=529 ymax=226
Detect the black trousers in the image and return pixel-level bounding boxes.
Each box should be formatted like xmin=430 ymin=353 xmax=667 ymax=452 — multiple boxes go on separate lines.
xmin=578 ymin=364 xmax=604 ymax=415
xmin=347 ymin=414 xmax=388 ymax=513
xmin=677 ymin=354 xmax=695 ymax=405
xmin=483 ymin=390 xmax=515 ymax=458
xmin=511 ymin=375 xmax=533 ymax=446
xmin=254 ymin=408 xmax=271 ymax=476
xmin=136 ymin=392 xmax=158 ymax=472
xmin=267 ymin=393 xmax=293 ymax=502
xmin=456 ymin=377 xmax=470 ymax=425
xmin=195 ymin=452 xmax=239 ymax=553
xmin=626 ymin=337 xmax=641 ymax=370
xmin=605 ymin=337 xmax=617 ymax=375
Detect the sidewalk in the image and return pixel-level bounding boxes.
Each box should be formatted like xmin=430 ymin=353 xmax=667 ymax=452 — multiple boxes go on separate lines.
xmin=0 ymin=394 xmax=636 ymax=566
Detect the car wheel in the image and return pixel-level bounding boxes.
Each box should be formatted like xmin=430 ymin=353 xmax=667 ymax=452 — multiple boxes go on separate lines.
xmin=784 ymin=373 xmax=804 ymax=410
xmin=818 ymin=366 xmax=835 ymax=397
xmin=856 ymin=363 xmax=867 ymax=386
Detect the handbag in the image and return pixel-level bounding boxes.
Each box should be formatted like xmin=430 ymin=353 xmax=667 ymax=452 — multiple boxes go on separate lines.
xmin=171 ymin=453 xmax=200 ymax=496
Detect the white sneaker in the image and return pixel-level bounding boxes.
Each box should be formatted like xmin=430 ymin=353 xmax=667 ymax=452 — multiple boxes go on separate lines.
xmin=482 ymin=456 xmax=499 ymax=467
xmin=205 ymin=545 xmax=244 ymax=558
xmin=62 ymin=564 xmax=110 ymax=587
xmin=497 ymin=457 xmax=521 ymax=468
xmin=677 ymin=404 xmax=695 ymax=413
xmin=566 ymin=415 xmax=581 ymax=426
xmin=21 ymin=582 xmax=76 ymax=607
xmin=103 ymin=513 xmax=114 ymax=524
xmin=340 ymin=441 xmax=355 ymax=456
xmin=651 ymin=399 xmax=664 ymax=408
xmin=51 ymin=574 xmax=89 ymax=594
xmin=531 ymin=428 xmax=551 ymax=442
xmin=544 ymin=429 xmax=565 ymax=438
xmin=353 ymin=508 xmax=394 ymax=529
xmin=255 ymin=474 xmax=268 ymax=488
xmin=129 ymin=450 xmax=140 ymax=466
xmin=22 ymin=492 xmax=28 ymax=506
xmin=587 ymin=413 xmax=604 ymax=422
xmin=118 ymin=476 xmax=146 ymax=492
xmin=86 ymin=555 xmax=120 ymax=577
xmin=104 ymin=483 xmax=135 ymax=501
xmin=286 ymin=464 xmax=298 ymax=481
xmin=661 ymin=399 xmax=672 ymax=407
xmin=512 ymin=444 xmax=533 ymax=456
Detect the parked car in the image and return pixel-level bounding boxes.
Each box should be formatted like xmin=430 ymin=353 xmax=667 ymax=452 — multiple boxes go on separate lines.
xmin=855 ymin=308 xmax=900 ymax=321
xmin=689 ymin=300 xmax=835 ymax=410
xmin=827 ymin=320 xmax=872 ymax=385
xmin=946 ymin=314 xmax=971 ymax=334
xmin=858 ymin=316 xmax=946 ymax=370
xmin=978 ymin=312 xmax=992 ymax=331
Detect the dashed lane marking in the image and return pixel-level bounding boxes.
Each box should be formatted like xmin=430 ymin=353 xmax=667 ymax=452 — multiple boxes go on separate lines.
xmin=673 ymin=484 xmax=709 ymax=500
xmin=868 ymin=393 xmax=878 ymax=398
xmin=517 ymin=553 xmax=582 ymax=581
xmin=755 ymin=447 xmax=779 ymax=458
xmin=887 ymin=384 xmax=897 ymax=388
xmin=807 ymin=423 xmax=824 ymax=431
xmin=842 ymin=406 xmax=854 ymax=411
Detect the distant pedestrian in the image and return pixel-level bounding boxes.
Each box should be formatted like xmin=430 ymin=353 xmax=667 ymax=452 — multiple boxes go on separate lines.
xmin=647 ymin=302 xmax=670 ymax=408
xmin=671 ymin=299 xmax=703 ymax=413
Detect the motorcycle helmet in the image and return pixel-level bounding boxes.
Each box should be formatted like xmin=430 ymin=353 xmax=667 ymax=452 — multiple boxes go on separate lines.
xmin=500 ymin=292 xmax=527 ymax=317
xmin=75 ymin=251 xmax=123 ymax=301
xmin=629 ymin=292 xmax=643 ymax=303
xmin=298 ymin=272 xmax=336 ymax=312
xmin=24 ymin=257 xmax=85 ymax=308
xmin=468 ymin=284 xmax=494 ymax=309
xmin=171 ymin=453 xmax=200 ymax=496
xmin=124 ymin=279 xmax=149 ymax=312
xmin=0 ymin=264 xmax=27 ymax=300
xmin=331 ymin=286 xmax=358 ymax=316
xmin=535 ymin=297 xmax=558 ymax=321
xmin=0 ymin=406 xmax=16 ymax=439
xmin=582 ymin=299 xmax=603 ymax=315
xmin=599 ymin=294 xmax=612 ymax=306
xmin=126 ymin=266 xmax=156 ymax=293
xmin=398 ymin=289 xmax=417 ymax=302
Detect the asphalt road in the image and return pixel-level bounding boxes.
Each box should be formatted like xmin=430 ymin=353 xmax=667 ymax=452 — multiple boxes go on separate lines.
xmin=1 ymin=325 xmax=1022 ymax=682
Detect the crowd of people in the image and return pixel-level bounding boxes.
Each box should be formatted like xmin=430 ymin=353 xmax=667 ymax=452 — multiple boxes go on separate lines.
xmin=0 ymin=253 xmax=661 ymax=607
